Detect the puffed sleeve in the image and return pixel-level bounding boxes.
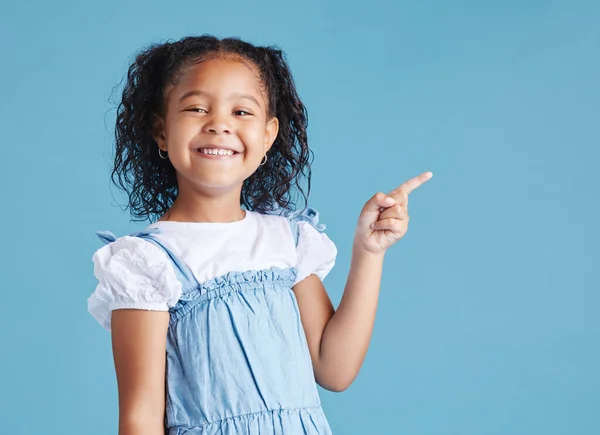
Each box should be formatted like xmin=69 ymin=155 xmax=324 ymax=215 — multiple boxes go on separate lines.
xmin=290 ymin=208 xmax=338 ymax=285
xmin=87 ymin=235 xmax=182 ymax=331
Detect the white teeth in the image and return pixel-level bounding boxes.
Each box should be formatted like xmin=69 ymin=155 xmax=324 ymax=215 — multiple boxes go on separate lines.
xmin=199 ymin=148 xmax=234 ymax=156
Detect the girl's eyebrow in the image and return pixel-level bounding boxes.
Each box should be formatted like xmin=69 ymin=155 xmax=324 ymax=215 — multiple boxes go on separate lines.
xmin=179 ymin=90 xmax=261 ymax=107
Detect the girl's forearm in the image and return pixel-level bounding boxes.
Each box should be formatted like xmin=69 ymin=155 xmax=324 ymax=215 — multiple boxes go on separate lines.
xmin=317 ymin=243 xmax=385 ymax=391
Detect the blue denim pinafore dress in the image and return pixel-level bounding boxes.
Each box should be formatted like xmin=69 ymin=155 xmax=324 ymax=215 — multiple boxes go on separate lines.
xmin=95 ymin=211 xmax=333 ymax=435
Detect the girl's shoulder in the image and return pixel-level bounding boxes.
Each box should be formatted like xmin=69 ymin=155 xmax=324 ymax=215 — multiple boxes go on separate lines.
xmin=92 ymin=228 xmax=166 ymax=272
xmin=277 ymin=207 xmax=328 ymax=247
xmin=88 ymin=229 xmax=182 ymax=330
xmin=277 ymin=206 xmax=338 ymax=284
xmin=92 ymin=228 xmax=173 ymax=278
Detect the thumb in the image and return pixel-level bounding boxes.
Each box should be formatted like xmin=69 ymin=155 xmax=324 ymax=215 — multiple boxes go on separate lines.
xmin=363 ymin=192 xmax=396 ymax=213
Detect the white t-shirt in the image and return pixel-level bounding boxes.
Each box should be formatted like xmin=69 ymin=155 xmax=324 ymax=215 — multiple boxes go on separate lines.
xmin=88 ymin=209 xmax=337 ymax=330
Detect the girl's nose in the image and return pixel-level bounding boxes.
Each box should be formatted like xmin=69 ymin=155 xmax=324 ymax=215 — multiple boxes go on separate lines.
xmin=203 ymin=112 xmax=231 ymax=134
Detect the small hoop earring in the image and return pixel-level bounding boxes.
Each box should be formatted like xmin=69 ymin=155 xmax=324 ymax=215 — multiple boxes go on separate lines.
xmin=158 ymin=148 xmax=168 ymax=160
xmin=260 ymin=153 xmax=268 ymax=166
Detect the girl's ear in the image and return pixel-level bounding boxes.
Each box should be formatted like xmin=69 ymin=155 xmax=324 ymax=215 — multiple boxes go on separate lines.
xmin=264 ymin=116 xmax=279 ymax=152
xmin=152 ymin=113 xmax=167 ymax=149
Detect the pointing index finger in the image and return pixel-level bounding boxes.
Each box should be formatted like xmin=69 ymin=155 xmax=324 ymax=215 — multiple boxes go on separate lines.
xmin=388 ymin=171 xmax=433 ymax=197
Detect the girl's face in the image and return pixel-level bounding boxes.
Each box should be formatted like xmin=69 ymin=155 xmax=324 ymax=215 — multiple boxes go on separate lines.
xmin=153 ymin=57 xmax=278 ymax=195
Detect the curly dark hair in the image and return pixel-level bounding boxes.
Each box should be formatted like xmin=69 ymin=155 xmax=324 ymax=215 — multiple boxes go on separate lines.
xmin=110 ymin=34 xmax=313 ymax=222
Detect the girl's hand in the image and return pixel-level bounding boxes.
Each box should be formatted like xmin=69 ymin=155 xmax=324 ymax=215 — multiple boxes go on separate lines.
xmin=355 ymin=171 xmax=433 ymax=254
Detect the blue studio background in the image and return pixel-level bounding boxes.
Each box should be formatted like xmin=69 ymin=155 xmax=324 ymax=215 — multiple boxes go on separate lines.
xmin=1 ymin=1 xmax=598 ymax=434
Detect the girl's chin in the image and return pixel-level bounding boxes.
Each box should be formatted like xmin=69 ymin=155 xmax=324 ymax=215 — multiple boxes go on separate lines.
xmin=187 ymin=175 xmax=247 ymax=192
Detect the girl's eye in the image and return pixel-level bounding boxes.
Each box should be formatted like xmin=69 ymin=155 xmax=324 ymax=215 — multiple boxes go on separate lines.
xmin=186 ymin=108 xmax=207 ymax=113
xmin=234 ymin=110 xmax=252 ymax=116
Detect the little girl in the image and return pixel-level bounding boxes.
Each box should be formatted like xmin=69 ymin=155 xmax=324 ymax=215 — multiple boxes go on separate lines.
xmin=88 ymin=34 xmax=432 ymax=435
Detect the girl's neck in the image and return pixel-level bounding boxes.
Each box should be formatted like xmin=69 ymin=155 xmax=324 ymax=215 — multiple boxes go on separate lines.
xmin=158 ymin=188 xmax=246 ymax=223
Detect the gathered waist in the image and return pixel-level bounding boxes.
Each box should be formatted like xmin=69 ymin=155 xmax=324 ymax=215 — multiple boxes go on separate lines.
xmin=167 ymin=405 xmax=332 ymax=435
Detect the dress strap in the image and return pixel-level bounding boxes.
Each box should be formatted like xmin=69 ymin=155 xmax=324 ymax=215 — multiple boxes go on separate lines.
xmin=95 ymin=230 xmax=117 ymax=245
xmin=131 ymin=228 xmax=200 ymax=294
xmin=288 ymin=218 xmax=300 ymax=246
xmin=286 ymin=206 xmax=326 ymax=247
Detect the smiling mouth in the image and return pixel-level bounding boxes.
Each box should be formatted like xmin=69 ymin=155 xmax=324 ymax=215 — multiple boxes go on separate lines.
xmin=195 ymin=147 xmax=240 ymax=157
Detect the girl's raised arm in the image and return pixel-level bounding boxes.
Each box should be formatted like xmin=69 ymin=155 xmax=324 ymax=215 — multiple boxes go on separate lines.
xmin=294 ymin=172 xmax=433 ymax=391
xmin=111 ymin=309 xmax=170 ymax=435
